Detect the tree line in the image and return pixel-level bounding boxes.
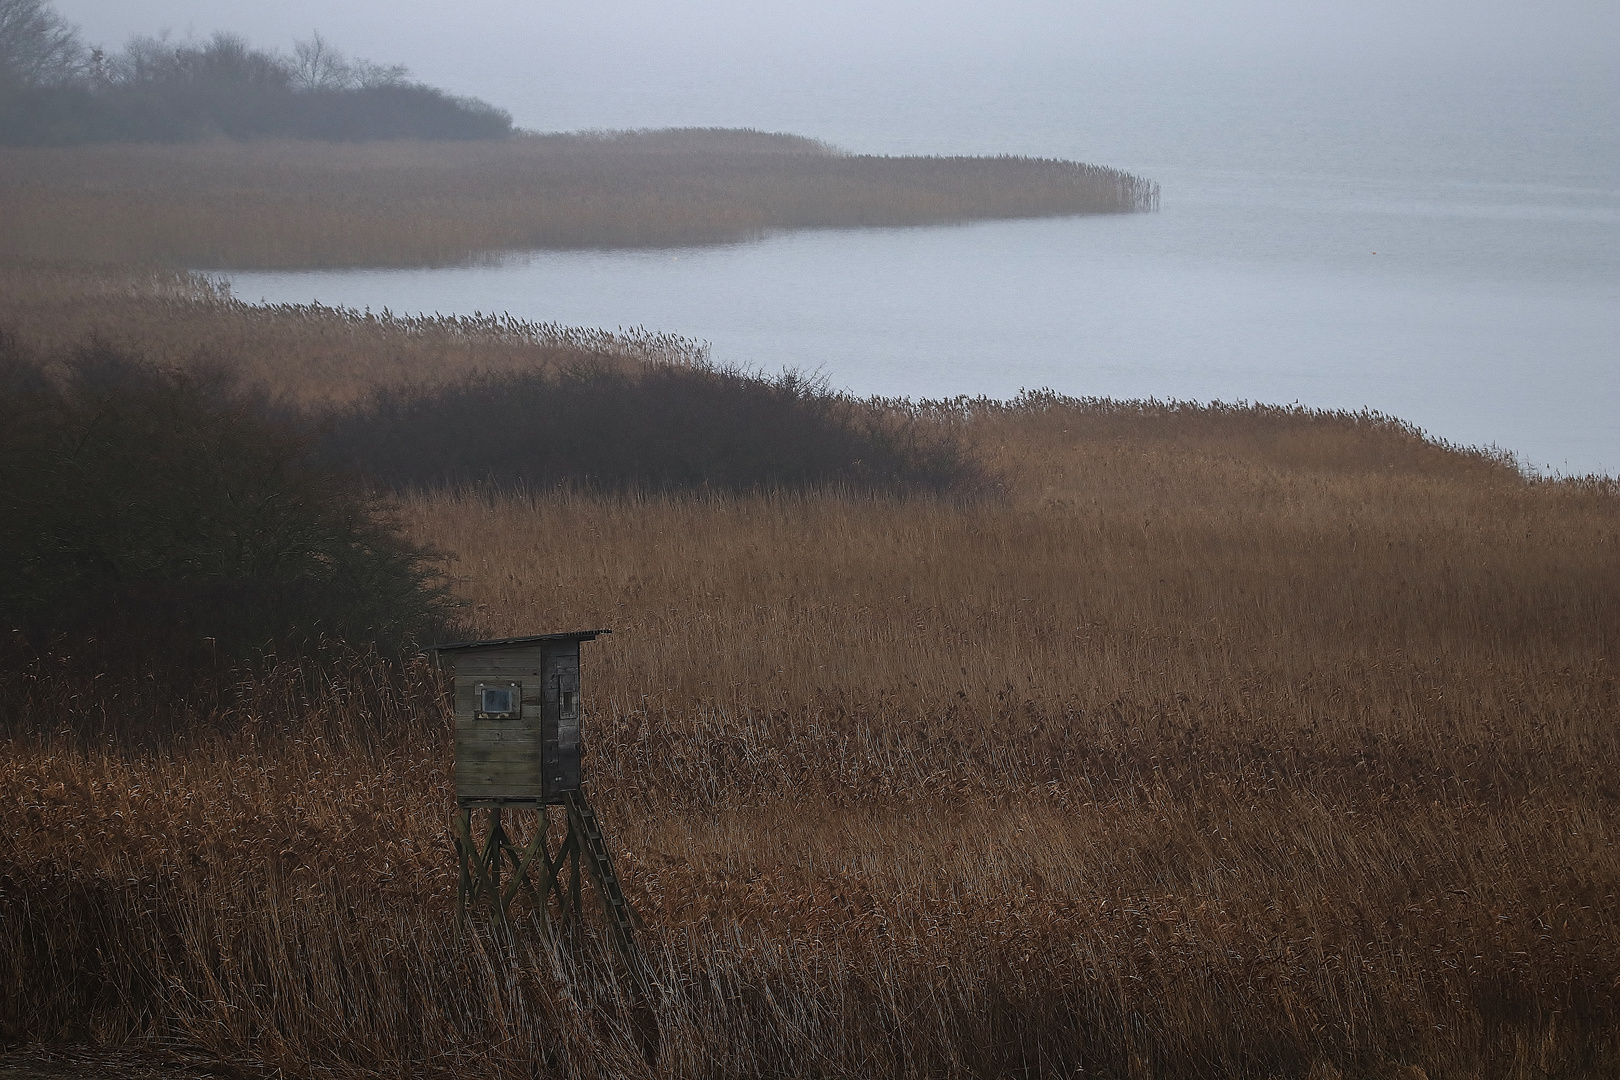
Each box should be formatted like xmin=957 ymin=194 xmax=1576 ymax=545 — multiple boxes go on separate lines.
xmin=0 ymin=0 xmax=512 ymax=144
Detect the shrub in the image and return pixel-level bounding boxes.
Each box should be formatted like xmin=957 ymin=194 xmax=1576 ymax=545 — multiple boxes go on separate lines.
xmin=0 ymin=331 xmax=452 ymax=662
xmin=319 ymin=362 xmax=986 ymax=496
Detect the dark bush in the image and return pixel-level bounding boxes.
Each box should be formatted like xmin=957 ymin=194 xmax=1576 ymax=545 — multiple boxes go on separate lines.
xmin=0 ymin=331 xmax=452 ymax=662
xmin=319 ymin=363 xmax=984 ymax=495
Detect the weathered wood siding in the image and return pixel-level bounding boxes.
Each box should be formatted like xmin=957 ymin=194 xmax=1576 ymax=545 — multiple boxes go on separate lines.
xmin=546 ymin=645 xmax=582 ymax=794
xmin=452 ymin=644 xmax=544 ymax=801
xmin=448 ymin=640 xmax=583 ymax=802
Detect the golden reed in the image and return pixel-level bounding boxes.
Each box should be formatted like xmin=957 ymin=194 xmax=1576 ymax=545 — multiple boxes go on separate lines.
xmin=1 ymin=271 xmax=1615 ymax=1078
xmin=0 ymin=130 xmax=1157 ymax=270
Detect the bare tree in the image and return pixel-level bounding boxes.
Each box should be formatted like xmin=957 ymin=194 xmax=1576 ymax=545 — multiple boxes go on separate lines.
xmin=291 ymin=31 xmax=349 ymax=90
xmin=351 ymin=57 xmax=409 ymax=88
xmin=106 ymin=32 xmax=291 ymax=91
xmin=292 ymin=31 xmax=408 ymax=91
xmin=0 ymin=0 xmax=85 ymax=88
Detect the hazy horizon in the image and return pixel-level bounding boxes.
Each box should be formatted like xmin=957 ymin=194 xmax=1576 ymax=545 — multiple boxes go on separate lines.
xmin=40 ymin=0 xmax=1620 ymax=474
xmin=52 ymin=1 xmax=1620 ymax=141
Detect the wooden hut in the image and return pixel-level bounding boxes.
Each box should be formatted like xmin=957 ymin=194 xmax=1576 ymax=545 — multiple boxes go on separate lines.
xmin=429 ymin=629 xmax=639 ymax=970
xmin=429 ymin=630 xmax=610 ymax=806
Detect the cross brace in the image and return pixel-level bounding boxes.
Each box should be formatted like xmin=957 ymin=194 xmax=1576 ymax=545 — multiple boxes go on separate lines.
xmin=453 ymin=789 xmax=643 ymax=974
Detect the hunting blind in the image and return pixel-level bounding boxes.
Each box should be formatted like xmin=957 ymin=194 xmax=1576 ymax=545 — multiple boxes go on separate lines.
xmin=430 ymin=631 xmax=640 ymax=969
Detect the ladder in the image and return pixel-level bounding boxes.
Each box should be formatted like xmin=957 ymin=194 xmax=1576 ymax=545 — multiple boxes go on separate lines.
xmin=562 ymin=788 xmax=644 ymax=975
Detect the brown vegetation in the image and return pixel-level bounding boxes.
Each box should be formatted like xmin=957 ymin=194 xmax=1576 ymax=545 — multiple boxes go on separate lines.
xmin=2 ymin=274 xmax=1618 ymax=1078
xmin=0 ymin=129 xmax=1158 ymax=269
xmin=0 ymin=270 xmax=980 ymax=496
xmin=0 ymin=267 xmax=699 ymax=404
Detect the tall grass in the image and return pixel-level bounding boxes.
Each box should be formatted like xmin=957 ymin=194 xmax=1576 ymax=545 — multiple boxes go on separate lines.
xmin=0 ymin=272 xmax=981 ymax=496
xmin=0 ymin=130 xmax=1159 ymax=268
xmin=5 ymin=380 xmax=1616 ymax=1075
xmin=0 ymin=267 xmax=704 ymax=405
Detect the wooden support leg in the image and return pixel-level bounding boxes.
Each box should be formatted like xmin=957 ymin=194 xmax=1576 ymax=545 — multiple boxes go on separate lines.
xmin=457 ymin=808 xmax=503 ymax=927
xmin=488 ymin=808 xmax=504 ymax=901
xmin=528 ymin=819 xmax=557 ymax=941
xmin=453 ymin=808 xmax=472 ymax=927
xmin=532 ymin=809 xmax=560 ymax=933
xmin=545 ymin=828 xmax=578 ymax=918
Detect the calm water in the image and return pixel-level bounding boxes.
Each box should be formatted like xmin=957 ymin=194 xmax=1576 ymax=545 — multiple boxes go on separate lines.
xmin=224 ymin=56 xmax=1619 ymax=475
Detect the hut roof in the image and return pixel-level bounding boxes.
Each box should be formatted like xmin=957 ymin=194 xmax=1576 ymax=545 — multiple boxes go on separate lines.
xmin=427 ymin=630 xmax=611 ymax=654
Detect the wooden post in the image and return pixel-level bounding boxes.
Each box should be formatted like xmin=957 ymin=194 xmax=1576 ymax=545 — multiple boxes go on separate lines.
xmin=489 ymin=808 xmax=503 ymax=898
xmin=454 ymin=807 xmax=472 ymax=928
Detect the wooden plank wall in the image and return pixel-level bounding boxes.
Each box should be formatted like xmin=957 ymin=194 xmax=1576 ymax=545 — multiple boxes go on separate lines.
xmin=453 ymin=645 xmax=547 ymax=800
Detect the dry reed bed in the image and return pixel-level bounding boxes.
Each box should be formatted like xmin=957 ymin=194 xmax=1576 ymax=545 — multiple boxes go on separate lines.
xmin=0 ymin=131 xmax=1157 ymax=269
xmin=0 ymin=267 xmax=704 ymax=406
xmin=6 ymin=400 xmax=1616 ymax=1077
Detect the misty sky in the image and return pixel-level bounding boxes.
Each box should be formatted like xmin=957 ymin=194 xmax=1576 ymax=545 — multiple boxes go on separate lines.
xmin=53 ymin=0 xmax=1620 ymax=134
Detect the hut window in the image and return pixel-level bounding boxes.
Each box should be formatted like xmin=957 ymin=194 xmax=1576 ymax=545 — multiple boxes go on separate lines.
xmin=475 ymin=683 xmax=521 ymax=719
xmin=560 ymin=688 xmax=579 ymax=719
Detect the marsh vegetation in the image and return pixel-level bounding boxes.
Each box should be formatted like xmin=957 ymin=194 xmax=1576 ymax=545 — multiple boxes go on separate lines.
xmin=0 ymin=130 xmax=1159 ymax=268
xmin=1 ymin=272 xmax=1615 ymax=1078
xmin=0 ymin=4 xmax=1153 ymax=267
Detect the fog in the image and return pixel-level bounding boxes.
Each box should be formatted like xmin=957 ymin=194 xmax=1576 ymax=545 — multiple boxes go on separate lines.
xmin=52 ymin=1 xmax=1620 ymax=135
xmin=47 ymin=0 xmax=1620 ymax=473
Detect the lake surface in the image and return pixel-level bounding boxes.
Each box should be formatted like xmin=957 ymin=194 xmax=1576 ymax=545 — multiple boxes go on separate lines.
xmin=223 ymin=56 xmax=1619 ymax=475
